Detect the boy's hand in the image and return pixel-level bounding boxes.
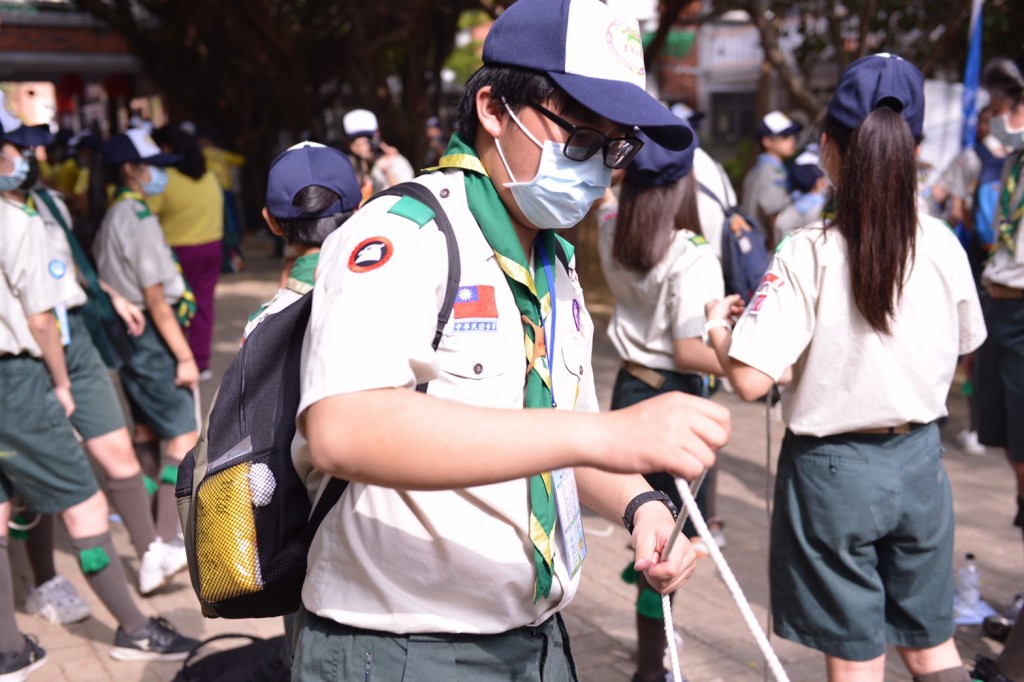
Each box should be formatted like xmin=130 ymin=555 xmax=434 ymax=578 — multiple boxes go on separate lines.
xmin=631 ymin=500 xmax=697 ymax=594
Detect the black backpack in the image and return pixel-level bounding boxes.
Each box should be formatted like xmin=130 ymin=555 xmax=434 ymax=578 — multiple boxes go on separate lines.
xmin=175 ymin=182 xmax=461 ymax=618
xmin=698 ymin=169 xmax=771 ymax=302
xmin=173 ymin=634 xmax=289 ymax=682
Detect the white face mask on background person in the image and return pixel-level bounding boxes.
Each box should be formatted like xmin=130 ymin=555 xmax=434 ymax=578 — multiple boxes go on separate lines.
xmin=141 ymin=165 xmax=169 ymax=196
xmin=990 ymin=112 xmax=1024 ymax=151
xmin=0 ymin=153 xmax=29 ymax=192
xmin=494 ymin=103 xmax=612 ymax=230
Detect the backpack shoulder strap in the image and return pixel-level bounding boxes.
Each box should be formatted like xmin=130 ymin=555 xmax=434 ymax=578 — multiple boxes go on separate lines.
xmin=697 ymin=181 xmax=727 ymax=212
xmin=305 ymin=181 xmax=462 ymax=531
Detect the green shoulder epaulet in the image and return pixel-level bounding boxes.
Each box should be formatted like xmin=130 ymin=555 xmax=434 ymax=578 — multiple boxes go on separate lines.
xmin=387 ymin=195 xmax=435 ymax=229
xmin=774 ymin=233 xmax=792 ymax=253
xmin=133 ymin=201 xmax=153 ymax=220
xmin=688 ymin=234 xmax=709 ymax=247
xmin=17 ymin=203 xmax=38 ymax=217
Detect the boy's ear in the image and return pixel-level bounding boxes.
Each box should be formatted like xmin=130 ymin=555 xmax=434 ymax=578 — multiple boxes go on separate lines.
xmin=262 ymin=207 xmax=284 ymax=237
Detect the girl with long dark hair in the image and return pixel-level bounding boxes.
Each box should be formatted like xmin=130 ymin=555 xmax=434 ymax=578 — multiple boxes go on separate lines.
xmin=705 ymin=54 xmax=987 ymax=681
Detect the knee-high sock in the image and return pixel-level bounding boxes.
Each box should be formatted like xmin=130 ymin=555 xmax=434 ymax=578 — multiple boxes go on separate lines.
xmin=106 ymin=474 xmax=158 ymax=558
xmin=24 ymin=514 xmax=57 ymax=587
xmin=155 ymin=459 xmax=182 ymax=541
xmin=0 ymin=538 xmax=25 ymax=653
xmin=133 ymin=440 xmax=160 ymax=485
xmin=70 ymin=533 xmax=147 ymax=634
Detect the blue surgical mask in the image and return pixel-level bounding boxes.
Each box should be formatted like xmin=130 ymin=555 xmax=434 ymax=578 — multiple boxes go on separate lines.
xmin=0 ymin=155 xmax=30 ymax=192
xmin=990 ymin=113 xmax=1024 ymax=151
xmin=495 ymin=104 xmax=611 ymax=230
xmin=142 ymin=166 xmax=168 ymax=196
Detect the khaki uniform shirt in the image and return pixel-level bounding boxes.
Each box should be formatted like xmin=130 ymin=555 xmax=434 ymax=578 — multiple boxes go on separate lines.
xmin=32 ymin=190 xmax=88 ymax=310
xmin=0 ymin=198 xmax=64 ymax=356
xmin=294 ymin=170 xmax=596 ymax=634
xmin=740 ymin=153 xmax=791 ymax=244
xmin=94 ymin=196 xmax=185 ymax=309
xmin=982 ymin=150 xmax=1024 ymax=289
xmin=730 ymin=214 xmax=987 ymax=437
xmin=597 ymin=200 xmax=724 ymax=371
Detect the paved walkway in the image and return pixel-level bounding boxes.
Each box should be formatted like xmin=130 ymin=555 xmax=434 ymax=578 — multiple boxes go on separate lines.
xmin=15 ymin=239 xmax=1019 ymax=681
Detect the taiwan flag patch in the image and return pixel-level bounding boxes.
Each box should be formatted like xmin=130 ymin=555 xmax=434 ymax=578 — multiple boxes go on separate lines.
xmin=453 ymin=285 xmax=498 ymax=332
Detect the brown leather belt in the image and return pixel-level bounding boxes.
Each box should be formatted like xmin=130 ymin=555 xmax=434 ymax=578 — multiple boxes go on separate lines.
xmin=987 ymin=283 xmax=1024 ymax=300
xmin=622 ymin=360 xmax=666 ymax=390
xmin=851 ymin=423 xmax=920 ymax=435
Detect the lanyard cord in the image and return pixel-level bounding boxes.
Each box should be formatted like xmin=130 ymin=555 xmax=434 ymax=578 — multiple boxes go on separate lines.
xmin=536 ymin=238 xmax=557 ymax=407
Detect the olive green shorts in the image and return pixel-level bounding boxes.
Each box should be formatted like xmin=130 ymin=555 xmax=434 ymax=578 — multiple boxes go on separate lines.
xmin=0 ymin=355 xmax=100 ymax=513
xmin=119 ymin=314 xmax=196 ymax=440
xmin=292 ymin=608 xmax=578 ymax=682
xmin=66 ymin=309 xmax=126 ymax=440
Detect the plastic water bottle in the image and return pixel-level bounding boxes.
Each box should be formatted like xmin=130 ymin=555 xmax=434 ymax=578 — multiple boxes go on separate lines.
xmin=957 ymin=553 xmax=981 ymax=614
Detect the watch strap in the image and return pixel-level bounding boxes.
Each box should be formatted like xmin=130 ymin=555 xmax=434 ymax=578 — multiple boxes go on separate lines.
xmin=622 ymin=490 xmax=678 ymax=535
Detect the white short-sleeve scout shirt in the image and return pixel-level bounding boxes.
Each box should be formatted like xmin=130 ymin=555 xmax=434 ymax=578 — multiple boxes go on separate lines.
xmin=94 ymin=197 xmax=185 ymax=309
xmin=597 ymin=200 xmax=724 ymax=371
xmin=32 ymin=190 xmax=88 ymax=310
xmin=294 ymin=170 xmax=597 ymax=634
xmin=729 ymin=214 xmax=987 ymax=437
xmin=0 ymin=198 xmax=65 ymax=356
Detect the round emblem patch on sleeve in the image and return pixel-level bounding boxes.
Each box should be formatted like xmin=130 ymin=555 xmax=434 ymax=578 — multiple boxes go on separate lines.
xmin=348 ymin=237 xmax=394 ymax=273
xmin=48 ymin=259 xmax=67 ymax=279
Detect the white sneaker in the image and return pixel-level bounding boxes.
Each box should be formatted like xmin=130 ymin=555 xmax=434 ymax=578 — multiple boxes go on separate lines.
xmin=956 ymin=429 xmax=987 ymax=456
xmin=139 ymin=539 xmax=188 ymax=596
xmin=25 ymin=575 xmax=91 ymax=625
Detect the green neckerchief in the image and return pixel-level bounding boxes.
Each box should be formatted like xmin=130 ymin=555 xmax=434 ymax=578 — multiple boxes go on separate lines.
xmin=285 ymin=252 xmax=318 ymax=295
xmin=997 ymin=153 xmax=1024 ymax=256
xmin=437 ymin=131 xmax=560 ymax=601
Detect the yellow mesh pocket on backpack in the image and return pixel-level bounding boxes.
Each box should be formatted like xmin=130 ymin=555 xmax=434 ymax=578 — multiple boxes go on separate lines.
xmin=194 ymin=462 xmax=262 ymax=602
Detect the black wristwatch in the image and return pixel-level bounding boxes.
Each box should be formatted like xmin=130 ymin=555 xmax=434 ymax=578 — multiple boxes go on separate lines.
xmin=622 ymin=491 xmax=678 ymax=535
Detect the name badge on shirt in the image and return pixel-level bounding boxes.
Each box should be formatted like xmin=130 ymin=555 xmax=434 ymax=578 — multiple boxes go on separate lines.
xmin=54 ymin=303 xmax=71 ymax=347
xmin=552 ymin=467 xmax=586 ymax=577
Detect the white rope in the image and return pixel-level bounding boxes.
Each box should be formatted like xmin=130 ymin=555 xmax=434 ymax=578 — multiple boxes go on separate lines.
xmin=661 ymin=483 xmax=791 ymax=682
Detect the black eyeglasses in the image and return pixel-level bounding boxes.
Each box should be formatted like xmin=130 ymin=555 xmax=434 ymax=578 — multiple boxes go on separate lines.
xmin=528 ymin=101 xmax=643 ymax=169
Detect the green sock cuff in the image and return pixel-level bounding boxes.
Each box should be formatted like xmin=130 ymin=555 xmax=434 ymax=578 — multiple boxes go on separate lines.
xmin=637 ymin=587 xmax=664 ymax=619
xmin=143 ymin=475 xmax=159 ymax=496
xmin=620 ymin=562 xmax=638 ymax=585
xmin=160 ymin=464 xmax=179 ymax=485
xmin=78 ymin=546 xmax=110 ymax=574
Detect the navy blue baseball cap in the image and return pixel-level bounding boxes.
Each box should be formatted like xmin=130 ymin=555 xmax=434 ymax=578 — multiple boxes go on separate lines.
xmin=266 ymin=141 xmax=361 ymax=219
xmin=482 ymin=0 xmax=693 ymax=151
xmin=756 ymin=111 xmax=802 ymax=139
xmin=789 ymin=144 xmax=824 ymax=193
xmin=625 ymin=129 xmax=698 ymax=187
xmin=103 ymin=128 xmax=182 ymax=166
xmin=827 ymin=53 xmax=925 ymax=138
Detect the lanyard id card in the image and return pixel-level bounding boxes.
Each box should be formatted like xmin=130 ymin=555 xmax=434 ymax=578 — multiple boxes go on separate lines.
xmin=552 ymin=467 xmax=586 ymax=577
xmin=54 ymin=303 xmax=71 ymax=347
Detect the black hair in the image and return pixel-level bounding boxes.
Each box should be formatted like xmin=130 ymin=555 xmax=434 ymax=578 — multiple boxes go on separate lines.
xmin=152 ymin=125 xmax=206 ymax=180
xmin=454 ymin=65 xmax=591 ymax=145
xmin=614 ymin=171 xmax=700 ymax=272
xmin=273 ymin=185 xmax=352 ymax=248
xmin=823 ymin=108 xmax=917 ymax=335
xmin=983 ymin=58 xmax=1024 ymax=106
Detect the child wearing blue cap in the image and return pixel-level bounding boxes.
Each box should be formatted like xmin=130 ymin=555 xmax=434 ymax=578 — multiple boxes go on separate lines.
xmin=706 ymin=53 xmax=986 ymax=682
xmin=244 ymin=141 xmax=361 ymax=338
xmin=597 ymin=131 xmax=727 ymax=682
xmin=291 ymin=0 xmax=729 ymax=678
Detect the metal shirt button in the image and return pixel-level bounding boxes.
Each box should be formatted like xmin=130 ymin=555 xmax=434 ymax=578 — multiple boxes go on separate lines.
xmin=473 ymin=363 xmax=483 ymax=375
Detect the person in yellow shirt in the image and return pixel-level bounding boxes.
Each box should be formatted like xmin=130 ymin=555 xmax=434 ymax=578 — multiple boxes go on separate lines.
xmin=148 ymin=126 xmax=224 ymax=380
xmin=196 ymin=126 xmax=245 ymax=273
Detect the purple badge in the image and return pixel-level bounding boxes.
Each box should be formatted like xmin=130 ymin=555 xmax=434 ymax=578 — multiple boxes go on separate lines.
xmin=572 ymin=299 xmax=581 ymax=331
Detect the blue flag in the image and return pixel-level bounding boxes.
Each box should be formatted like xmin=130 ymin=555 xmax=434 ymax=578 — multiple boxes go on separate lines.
xmin=961 ymin=0 xmax=984 ymax=149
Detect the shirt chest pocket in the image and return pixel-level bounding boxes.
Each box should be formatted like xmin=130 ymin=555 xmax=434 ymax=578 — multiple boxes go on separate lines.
xmin=435 ymin=336 xmax=522 ymax=409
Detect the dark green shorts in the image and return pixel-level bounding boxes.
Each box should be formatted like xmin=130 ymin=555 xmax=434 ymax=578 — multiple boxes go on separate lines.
xmin=66 ymin=309 xmax=126 ymax=440
xmin=769 ymin=423 xmax=955 ymax=661
xmin=291 ymin=609 xmax=578 ymax=682
xmin=119 ymin=314 xmax=196 ymax=440
xmin=0 ymin=355 xmax=100 ymax=513
xmin=975 ymin=293 xmax=1024 ymax=463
